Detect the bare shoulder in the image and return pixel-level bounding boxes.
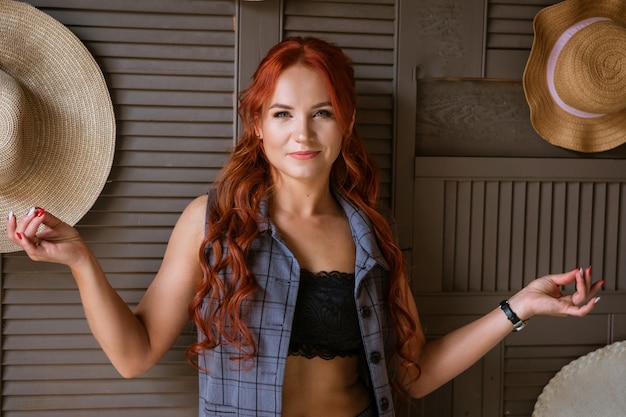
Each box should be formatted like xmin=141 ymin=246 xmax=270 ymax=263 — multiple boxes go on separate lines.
xmin=182 ymin=194 xmax=209 ymax=217
xmin=165 ymin=194 xmax=209 ymax=253
xmin=177 ymin=194 xmax=208 ymax=227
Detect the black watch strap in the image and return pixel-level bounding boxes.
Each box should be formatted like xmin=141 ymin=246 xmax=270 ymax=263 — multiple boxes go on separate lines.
xmin=499 ymin=300 xmax=527 ymax=332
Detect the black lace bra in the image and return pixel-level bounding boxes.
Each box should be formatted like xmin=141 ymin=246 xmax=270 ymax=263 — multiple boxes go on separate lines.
xmin=288 ymin=269 xmax=363 ymax=360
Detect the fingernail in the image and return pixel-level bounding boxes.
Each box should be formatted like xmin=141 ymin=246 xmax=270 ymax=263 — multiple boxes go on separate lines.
xmin=27 ymin=207 xmax=35 ymax=216
xmin=16 ymin=232 xmax=22 ymax=240
xmin=579 ymin=266 xmax=584 ymax=276
xmin=36 ymin=207 xmax=45 ymax=217
xmin=594 ymin=297 xmax=601 ymax=304
xmin=7 ymin=211 xmax=13 ymax=221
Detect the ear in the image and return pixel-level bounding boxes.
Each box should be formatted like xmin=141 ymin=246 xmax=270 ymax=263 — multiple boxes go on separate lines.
xmin=253 ymin=120 xmax=263 ymax=139
xmin=348 ymin=109 xmax=356 ymax=133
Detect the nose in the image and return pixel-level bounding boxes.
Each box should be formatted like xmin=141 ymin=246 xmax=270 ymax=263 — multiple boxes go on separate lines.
xmin=294 ymin=117 xmax=313 ymax=142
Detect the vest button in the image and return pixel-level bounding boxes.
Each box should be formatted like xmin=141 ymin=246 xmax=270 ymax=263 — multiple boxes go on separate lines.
xmin=380 ymin=397 xmax=389 ymax=411
xmin=361 ymin=306 xmax=371 ymax=318
xmin=370 ymin=351 xmax=381 ymax=364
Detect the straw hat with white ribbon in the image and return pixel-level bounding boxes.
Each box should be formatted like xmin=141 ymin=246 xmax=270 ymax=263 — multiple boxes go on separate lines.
xmin=523 ymin=0 xmax=626 ymax=152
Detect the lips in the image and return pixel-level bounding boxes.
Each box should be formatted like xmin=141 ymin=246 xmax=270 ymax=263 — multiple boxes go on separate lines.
xmin=289 ymin=151 xmax=320 ymax=160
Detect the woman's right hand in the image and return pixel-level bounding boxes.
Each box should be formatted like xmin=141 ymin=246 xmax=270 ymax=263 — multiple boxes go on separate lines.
xmin=6 ymin=207 xmax=89 ymax=267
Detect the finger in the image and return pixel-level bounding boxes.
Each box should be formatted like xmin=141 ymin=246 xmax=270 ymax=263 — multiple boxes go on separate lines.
xmin=18 ymin=209 xmax=42 ymax=248
xmin=584 ymin=267 xmax=605 ymax=295
xmin=6 ymin=210 xmax=16 ymax=231
xmin=570 ymin=267 xmax=589 ymax=305
xmin=5 ymin=211 xmax=20 ymax=244
xmin=575 ymin=266 xmax=590 ymax=289
xmin=6 ymin=210 xmax=33 ymax=246
xmin=23 ymin=207 xmax=45 ymax=241
xmin=12 ymin=207 xmax=36 ymax=233
xmin=572 ymin=266 xmax=605 ymax=306
xmin=20 ymin=233 xmax=42 ymax=251
xmin=35 ymin=210 xmax=65 ymax=240
xmin=546 ymin=268 xmax=579 ymax=287
xmin=561 ymin=296 xmax=601 ymax=317
xmin=590 ymin=279 xmax=605 ymax=295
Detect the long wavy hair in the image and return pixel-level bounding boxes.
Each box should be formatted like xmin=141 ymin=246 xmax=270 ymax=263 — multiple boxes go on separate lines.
xmin=186 ymin=36 xmax=424 ymax=391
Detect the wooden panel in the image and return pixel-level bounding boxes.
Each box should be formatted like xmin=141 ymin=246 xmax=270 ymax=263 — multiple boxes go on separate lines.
xmin=412 ymin=0 xmax=561 ymax=79
xmin=414 ymin=157 xmax=626 ymax=293
xmin=284 ymin=0 xmax=396 ymax=207
xmin=411 ymin=155 xmax=626 ymax=416
xmin=1 ymin=1 xmax=237 ymax=416
xmin=412 ymin=0 xmax=486 ymax=78
xmin=415 ymin=79 xmax=626 ymax=157
xmin=237 ymin=0 xmax=281 ymax=121
xmin=486 ymin=1 xmax=557 ymax=79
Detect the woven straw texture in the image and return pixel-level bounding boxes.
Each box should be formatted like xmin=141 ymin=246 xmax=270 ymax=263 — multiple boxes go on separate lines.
xmin=532 ymin=340 xmax=626 ymax=417
xmin=523 ymin=0 xmax=626 ymax=153
xmin=0 ymin=0 xmax=115 ymax=252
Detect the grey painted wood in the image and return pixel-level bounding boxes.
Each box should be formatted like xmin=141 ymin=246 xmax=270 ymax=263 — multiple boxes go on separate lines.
xmin=413 ymin=157 xmax=626 ymax=415
xmin=414 ymin=157 xmax=626 ymax=292
xmin=1 ymin=1 xmax=238 ymax=415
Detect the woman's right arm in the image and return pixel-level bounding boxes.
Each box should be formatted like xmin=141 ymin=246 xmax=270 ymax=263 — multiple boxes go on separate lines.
xmin=6 ymin=195 xmax=208 ymax=378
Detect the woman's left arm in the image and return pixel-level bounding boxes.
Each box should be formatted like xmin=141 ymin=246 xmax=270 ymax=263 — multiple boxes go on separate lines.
xmin=399 ymin=266 xmax=603 ymax=398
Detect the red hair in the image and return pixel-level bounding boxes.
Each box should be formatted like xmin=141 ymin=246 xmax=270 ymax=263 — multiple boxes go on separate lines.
xmin=186 ymin=36 xmax=424 ymax=390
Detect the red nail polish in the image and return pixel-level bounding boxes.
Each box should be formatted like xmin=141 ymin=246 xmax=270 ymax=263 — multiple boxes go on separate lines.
xmin=16 ymin=232 xmax=22 ymax=240
xmin=36 ymin=208 xmax=45 ymax=217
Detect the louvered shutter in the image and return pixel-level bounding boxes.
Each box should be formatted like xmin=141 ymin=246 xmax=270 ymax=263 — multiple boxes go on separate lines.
xmin=486 ymin=0 xmax=558 ymax=78
xmin=1 ymin=1 xmax=236 ymax=415
xmin=283 ymin=0 xmax=396 ymax=208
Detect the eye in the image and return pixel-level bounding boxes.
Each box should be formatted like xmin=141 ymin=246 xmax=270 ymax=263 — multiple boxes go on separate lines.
xmin=313 ymin=109 xmax=334 ymax=118
xmin=272 ymin=111 xmax=291 ymax=118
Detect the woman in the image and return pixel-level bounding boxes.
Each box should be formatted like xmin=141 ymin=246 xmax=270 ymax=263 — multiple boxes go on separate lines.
xmin=5 ymin=37 xmax=603 ymax=417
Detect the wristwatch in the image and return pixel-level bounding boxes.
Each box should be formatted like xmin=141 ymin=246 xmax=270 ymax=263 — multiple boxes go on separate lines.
xmin=499 ymin=300 xmax=527 ymax=332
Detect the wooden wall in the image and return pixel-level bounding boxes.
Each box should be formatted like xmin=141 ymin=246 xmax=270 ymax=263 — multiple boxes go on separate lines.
xmin=1 ymin=1 xmax=625 ymax=416
xmin=408 ymin=1 xmax=626 ymax=416
xmin=1 ymin=1 xmax=237 ymax=415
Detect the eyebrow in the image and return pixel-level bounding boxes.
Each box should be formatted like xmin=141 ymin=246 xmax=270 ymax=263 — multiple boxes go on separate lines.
xmin=268 ymin=101 xmax=332 ymax=110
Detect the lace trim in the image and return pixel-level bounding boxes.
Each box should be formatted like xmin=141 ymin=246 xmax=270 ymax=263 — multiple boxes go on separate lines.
xmin=288 ymin=269 xmax=363 ymax=360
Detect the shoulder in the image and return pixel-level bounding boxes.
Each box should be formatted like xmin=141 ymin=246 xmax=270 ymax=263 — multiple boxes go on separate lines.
xmin=170 ymin=194 xmax=209 ymax=243
xmin=180 ymin=194 xmax=209 ymax=221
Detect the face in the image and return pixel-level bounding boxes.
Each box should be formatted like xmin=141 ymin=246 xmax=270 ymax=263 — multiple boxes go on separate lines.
xmin=257 ymin=64 xmax=345 ymax=187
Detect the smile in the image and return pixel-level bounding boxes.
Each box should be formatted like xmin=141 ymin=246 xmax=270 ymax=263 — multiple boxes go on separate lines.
xmin=289 ymin=151 xmax=320 ymax=160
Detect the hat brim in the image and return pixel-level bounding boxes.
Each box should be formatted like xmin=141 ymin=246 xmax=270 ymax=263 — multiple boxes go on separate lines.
xmin=532 ymin=340 xmax=626 ymax=416
xmin=0 ymin=1 xmax=115 ymax=253
xmin=523 ymin=0 xmax=626 ymax=153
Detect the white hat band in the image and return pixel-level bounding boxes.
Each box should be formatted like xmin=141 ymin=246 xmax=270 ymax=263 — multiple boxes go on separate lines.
xmin=547 ymin=17 xmax=610 ymax=119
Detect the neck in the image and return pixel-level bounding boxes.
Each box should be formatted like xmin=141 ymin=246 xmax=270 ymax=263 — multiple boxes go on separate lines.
xmin=269 ymin=180 xmax=337 ymax=218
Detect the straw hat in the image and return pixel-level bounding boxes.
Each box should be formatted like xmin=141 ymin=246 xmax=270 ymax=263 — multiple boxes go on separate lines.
xmin=0 ymin=0 xmax=115 ymax=253
xmin=532 ymin=340 xmax=626 ymax=417
xmin=523 ymin=0 xmax=626 ymax=153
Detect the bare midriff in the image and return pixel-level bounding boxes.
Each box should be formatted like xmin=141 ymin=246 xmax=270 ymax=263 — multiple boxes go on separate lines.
xmin=281 ymin=355 xmax=372 ymax=417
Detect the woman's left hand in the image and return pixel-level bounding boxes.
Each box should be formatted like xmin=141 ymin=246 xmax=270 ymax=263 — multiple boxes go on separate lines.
xmin=508 ymin=267 xmax=604 ymax=321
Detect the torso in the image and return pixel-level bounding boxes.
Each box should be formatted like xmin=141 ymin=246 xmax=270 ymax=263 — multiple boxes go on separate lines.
xmin=282 ymin=356 xmax=371 ymax=417
xmin=270 ymin=196 xmax=371 ymax=417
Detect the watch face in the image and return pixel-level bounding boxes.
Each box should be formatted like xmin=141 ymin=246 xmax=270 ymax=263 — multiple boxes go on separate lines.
xmin=513 ymin=321 xmax=526 ymax=332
